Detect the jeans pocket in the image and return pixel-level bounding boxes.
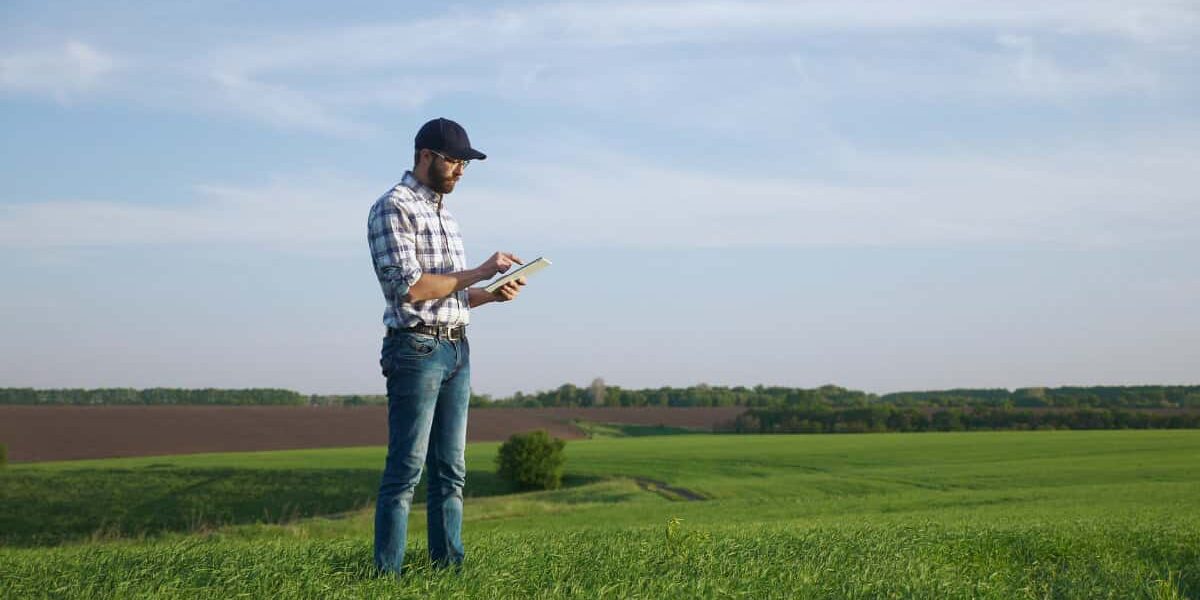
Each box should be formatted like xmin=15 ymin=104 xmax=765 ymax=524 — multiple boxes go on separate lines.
xmin=381 ymin=333 xmax=437 ymax=377
xmin=394 ymin=334 xmax=437 ymax=360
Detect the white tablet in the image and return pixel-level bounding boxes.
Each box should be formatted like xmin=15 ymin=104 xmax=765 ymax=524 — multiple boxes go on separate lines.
xmin=483 ymin=257 xmax=552 ymax=293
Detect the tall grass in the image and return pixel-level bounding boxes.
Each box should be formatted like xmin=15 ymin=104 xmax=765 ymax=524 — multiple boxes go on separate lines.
xmin=2 ymin=519 xmax=1195 ymax=599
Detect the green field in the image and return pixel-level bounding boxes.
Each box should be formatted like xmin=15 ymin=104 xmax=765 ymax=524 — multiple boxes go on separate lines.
xmin=2 ymin=430 xmax=1199 ymax=598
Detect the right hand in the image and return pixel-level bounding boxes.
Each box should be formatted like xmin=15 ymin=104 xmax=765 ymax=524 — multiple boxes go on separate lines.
xmin=477 ymin=252 xmax=523 ymax=279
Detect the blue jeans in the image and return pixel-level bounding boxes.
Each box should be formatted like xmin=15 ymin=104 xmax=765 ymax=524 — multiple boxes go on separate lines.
xmin=374 ymin=331 xmax=471 ymax=575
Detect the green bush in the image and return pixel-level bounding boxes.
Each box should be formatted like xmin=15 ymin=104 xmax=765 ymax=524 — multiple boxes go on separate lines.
xmin=496 ymin=430 xmax=566 ymax=490
xmin=0 ymin=443 xmax=7 ymax=468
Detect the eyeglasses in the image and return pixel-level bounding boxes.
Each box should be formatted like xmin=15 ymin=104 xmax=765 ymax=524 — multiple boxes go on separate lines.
xmin=428 ymin=150 xmax=470 ymax=170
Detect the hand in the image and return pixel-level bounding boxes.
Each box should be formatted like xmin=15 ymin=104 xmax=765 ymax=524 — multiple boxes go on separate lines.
xmin=477 ymin=252 xmax=523 ymax=279
xmin=491 ymin=277 xmax=526 ymax=302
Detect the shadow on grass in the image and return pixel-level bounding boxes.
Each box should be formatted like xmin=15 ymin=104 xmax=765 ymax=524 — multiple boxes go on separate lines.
xmin=0 ymin=467 xmax=600 ymax=548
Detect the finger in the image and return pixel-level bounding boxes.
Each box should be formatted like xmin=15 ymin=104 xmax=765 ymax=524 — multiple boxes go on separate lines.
xmin=508 ymin=253 xmax=524 ymax=265
xmin=515 ymin=276 xmax=527 ymax=286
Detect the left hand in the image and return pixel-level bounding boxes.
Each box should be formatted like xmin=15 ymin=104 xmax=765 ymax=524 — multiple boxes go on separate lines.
xmin=492 ymin=277 xmax=526 ymax=302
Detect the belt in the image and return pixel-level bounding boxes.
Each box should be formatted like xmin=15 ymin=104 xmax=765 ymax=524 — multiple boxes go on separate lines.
xmin=387 ymin=324 xmax=467 ymax=340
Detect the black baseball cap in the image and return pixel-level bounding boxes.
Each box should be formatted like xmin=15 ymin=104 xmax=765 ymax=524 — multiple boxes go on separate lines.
xmin=414 ymin=117 xmax=487 ymax=161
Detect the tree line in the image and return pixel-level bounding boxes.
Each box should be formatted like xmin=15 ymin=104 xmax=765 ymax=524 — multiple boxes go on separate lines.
xmin=733 ymin=405 xmax=1200 ymax=434
xmin=474 ymin=382 xmax=1200 ymax=410
xmin=3 ymin=384 xmax=1199 ymax=410
xmin=0 ymin=388 xmax=306 ymax=406
xmin=474 ymin=382 xmax=874 ymax=408
xmin=879 ymin=386 xmax=1200 ymax=409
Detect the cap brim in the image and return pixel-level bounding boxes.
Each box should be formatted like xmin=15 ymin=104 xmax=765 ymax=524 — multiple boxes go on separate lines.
xmin=448 ymin=148 xmax=486 ymax=161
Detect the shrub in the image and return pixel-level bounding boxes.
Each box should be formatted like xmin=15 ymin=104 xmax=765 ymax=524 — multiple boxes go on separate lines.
xmin=496 ymin=430 xmax=566 ymax=490
xmin=0 ymin=443 xmax=7 ymax=468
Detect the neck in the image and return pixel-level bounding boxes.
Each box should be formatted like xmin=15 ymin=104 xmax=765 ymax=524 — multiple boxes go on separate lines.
xmin=412 ymin=166 xmax=432 ymax=188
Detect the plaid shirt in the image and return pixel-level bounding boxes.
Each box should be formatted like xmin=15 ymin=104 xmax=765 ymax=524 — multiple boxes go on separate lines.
xmin=368 ymin=172 xmax=470 ymax=329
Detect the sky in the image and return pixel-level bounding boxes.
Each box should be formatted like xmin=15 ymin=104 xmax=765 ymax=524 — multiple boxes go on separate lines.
xmin=2 ymin=1 xmax=1198 ymax=397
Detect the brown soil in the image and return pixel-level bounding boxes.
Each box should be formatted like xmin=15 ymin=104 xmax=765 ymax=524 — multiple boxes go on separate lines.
xmin=0 ymin=406 xmax=746 ymax=463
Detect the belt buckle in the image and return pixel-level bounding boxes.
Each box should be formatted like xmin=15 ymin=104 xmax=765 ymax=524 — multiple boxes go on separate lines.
xmin=415 ymin=324 xmax=462 ymax=340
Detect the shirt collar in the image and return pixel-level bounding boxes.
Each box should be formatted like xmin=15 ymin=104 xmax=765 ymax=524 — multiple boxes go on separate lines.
xmin=401 ymin=171 xmax=442 ymax=205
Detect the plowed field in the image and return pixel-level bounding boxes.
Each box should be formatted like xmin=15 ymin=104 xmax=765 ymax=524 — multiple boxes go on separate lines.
xmin=0 ymin=406 xmax=746 ymax=462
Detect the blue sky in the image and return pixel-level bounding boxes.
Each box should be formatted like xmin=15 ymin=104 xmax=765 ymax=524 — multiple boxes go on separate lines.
xmin=2 ymin=1 xmax=1198 ymax=396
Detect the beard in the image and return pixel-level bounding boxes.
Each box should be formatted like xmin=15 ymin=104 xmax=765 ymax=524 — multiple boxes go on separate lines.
xmin=428 ymin=160 xmax=459 ymax=194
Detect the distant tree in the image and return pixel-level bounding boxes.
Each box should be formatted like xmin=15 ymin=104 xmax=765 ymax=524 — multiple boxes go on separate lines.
xmin=550 ymin=384 xmax=581 ymax=407
xmin=588 ymin=378 xmax=606 ymax=407
xmin=932 ymin=410 xmax=965 ymax=431
xmin=652 ymin=391 xmax=670 ymax=407
xmin=605 ymin=386 xmax=622 ymax=408
xmin=1183 ymin=393 xmax=1200 ymax=408
xmin=735 ymin=412 xmax=761 ymax=433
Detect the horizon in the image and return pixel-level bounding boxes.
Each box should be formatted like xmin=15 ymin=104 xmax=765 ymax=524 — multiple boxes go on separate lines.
xmin=4 ymin=381 xmax=1198 ymax=400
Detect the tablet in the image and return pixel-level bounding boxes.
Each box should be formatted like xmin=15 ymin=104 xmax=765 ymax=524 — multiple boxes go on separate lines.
xmin=483 ymin=257 xmax=552 ymax=293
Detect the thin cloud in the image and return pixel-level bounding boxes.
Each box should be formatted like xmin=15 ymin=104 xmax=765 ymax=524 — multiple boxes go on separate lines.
xmin=0 ymin=174 xmax=373 ymax=248
xmin=209 ymin=71 xmax=375 ymax=138
xmin=534 ymin=1 xmax=1198 ymax=44
xmin=4 ymin=2 xmax=1193 ymax=135
xmin=178 ymin=1 xmax=1195 ymax=134
xmin=2 ymin=127 xmax=1196 ymax=250
xmin=0 ymin=41 xmax=116 ymax=102
xmin=458 ymin=130 xmax=1200 ymax=249
xmin=787 ymin=35 xmax=1163 ymax=103
xmin=208 ymin=1 xmax=1198 ymax=67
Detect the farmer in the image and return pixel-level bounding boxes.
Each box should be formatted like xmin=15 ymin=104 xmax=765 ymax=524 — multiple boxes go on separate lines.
xmin=366 ymin=117 xmax=525 ymax=575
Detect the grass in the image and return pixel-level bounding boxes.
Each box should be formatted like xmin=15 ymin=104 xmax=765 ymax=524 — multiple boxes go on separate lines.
xmin=571 ymin=420 xmax=702 ymax=438
xmin=2 ymin=430 xmax=1199 ymax=598
xmin=0 ymin=467 xmax=380 ymax=546
xmin=2 ymin=518 xmax=1195 ymax=598
xmin=0 ymin=448 xmax=520 ymax=546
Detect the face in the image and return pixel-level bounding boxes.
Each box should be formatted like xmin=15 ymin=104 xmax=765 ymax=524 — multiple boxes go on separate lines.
xmin=423 ymin=150 xmax=466 ymax=194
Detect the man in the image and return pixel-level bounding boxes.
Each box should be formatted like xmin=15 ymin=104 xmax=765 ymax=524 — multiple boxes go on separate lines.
xmin=367 ymin=117 xmax=525 ymax=575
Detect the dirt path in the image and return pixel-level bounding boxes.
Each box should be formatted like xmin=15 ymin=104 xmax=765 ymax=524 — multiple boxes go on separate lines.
xmin=632 ymin=477 xmax=708 ymax=501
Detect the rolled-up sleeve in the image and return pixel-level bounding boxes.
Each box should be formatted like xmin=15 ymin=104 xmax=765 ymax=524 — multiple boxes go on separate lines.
xmin=368 ymin=198 xmax=422 ymax=303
